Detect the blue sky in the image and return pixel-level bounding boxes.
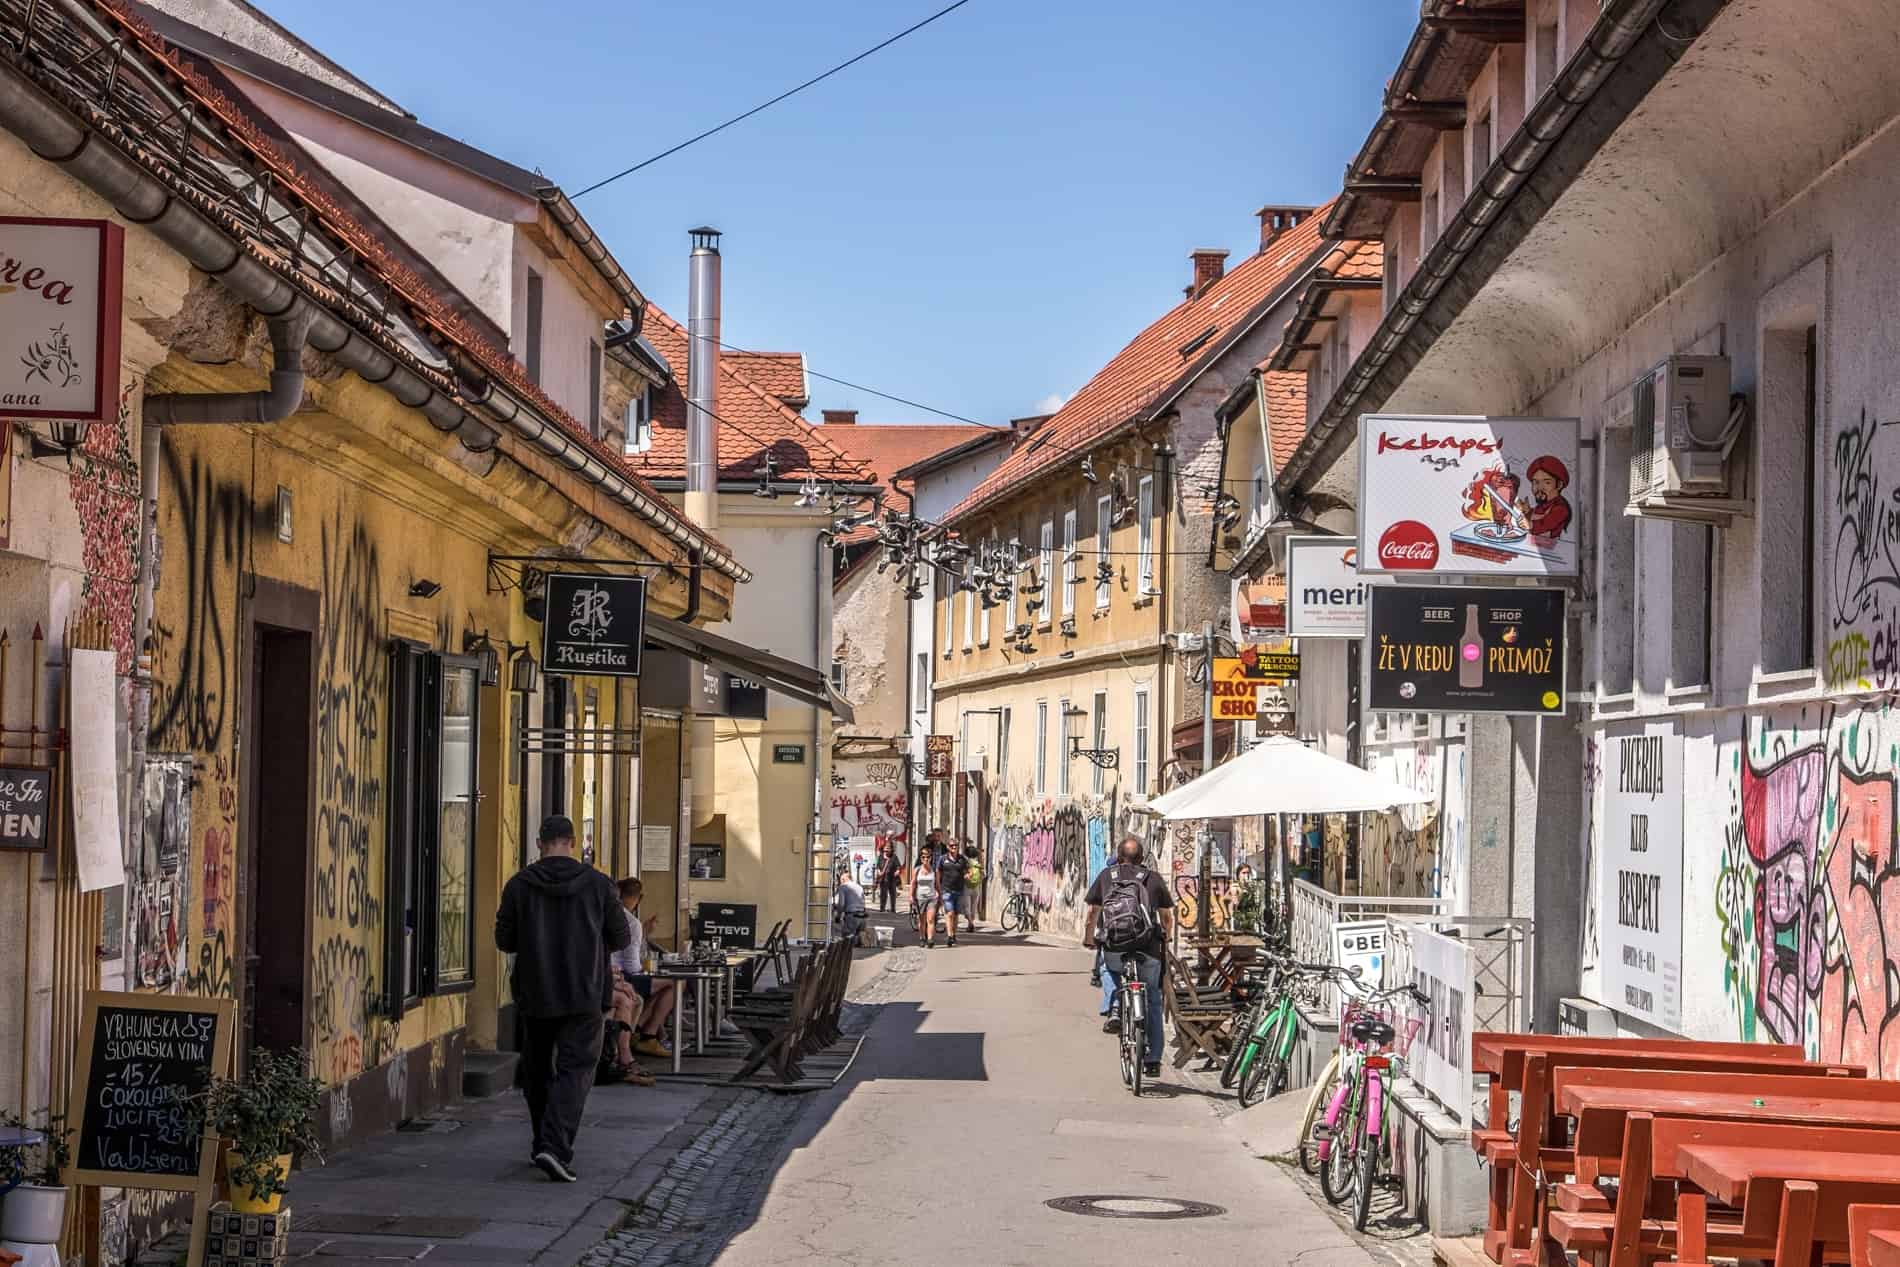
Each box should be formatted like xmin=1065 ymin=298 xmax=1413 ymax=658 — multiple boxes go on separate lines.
xmin=261 ymin=0 xmax=1415 ymax=426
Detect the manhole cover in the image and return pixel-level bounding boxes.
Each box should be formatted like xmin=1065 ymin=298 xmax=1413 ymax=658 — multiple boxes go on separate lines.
xmin=1045 ymin=1195 xmax=1226 ymax=1220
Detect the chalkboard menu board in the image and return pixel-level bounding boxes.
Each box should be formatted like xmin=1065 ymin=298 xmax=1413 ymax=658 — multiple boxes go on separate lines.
xmin=0 ymin=763 xmax=52 ymax=853
xmin=65 ymin=991 xmax=234 ymax=1192
xmin=691 ymin=902 xmax=758 ymax=949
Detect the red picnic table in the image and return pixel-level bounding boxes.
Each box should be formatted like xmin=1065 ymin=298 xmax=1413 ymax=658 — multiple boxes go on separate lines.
xmin=1678 ymin=1143 xmax=1900 ymax=1265
xmin=1849 ymin=1205 xmax=1900 ymax=1267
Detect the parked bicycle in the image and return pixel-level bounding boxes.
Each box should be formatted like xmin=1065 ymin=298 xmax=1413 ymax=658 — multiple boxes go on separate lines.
xmin=1223 ymin=958 xmax=1358 ymax=1109
xmin=999 ymin=879 xmax=1040 ymax=933
xmin=1112 ymin=951 xmax=1151 ymax=1096
xmin=1314 ymin=982 xmax=1429 ymax=1231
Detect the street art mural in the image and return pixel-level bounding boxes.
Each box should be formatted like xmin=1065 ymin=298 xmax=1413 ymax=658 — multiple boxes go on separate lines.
xmin=1718 ymin=702 xmax=1900 ymax=1075
xmin=1826 ymin=410 xmax=1900 ymax=693
xmin=988 ymin=793 xmax=1116 ymax=938
xmin=828 ymin=785 xmax=908 ymax=853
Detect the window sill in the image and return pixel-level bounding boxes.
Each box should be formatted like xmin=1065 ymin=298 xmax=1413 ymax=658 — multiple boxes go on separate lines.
xmin=1093 ymin=604 xmax=1111 ymax=617
xmin=1593 ymin=691 xmax=1640 ymax=719
xmin=1752 ymin=667 xmax=1821 ymax=703
xmin=1665 ymin=683 xmax=1712 ymax=706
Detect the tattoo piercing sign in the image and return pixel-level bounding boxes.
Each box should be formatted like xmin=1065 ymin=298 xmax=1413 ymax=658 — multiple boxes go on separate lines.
xmin=0 ymin=217 xmax=123 ymax=424
xmin=1356 ymin=415 xmax=1581 ymax=578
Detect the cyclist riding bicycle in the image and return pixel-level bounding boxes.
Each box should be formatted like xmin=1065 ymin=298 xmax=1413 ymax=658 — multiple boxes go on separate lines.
xmin=1083 ymin=834 xmax=1174 ymax=1080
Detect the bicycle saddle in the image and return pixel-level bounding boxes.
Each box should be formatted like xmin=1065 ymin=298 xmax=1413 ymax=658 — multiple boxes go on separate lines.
xmin=1349 ymin=1017 xmax=1396 ymax=1046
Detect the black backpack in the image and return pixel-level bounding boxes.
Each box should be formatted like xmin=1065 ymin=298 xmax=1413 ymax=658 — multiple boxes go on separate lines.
xmin=1099 ymin=865 xmax=1156 ymax=952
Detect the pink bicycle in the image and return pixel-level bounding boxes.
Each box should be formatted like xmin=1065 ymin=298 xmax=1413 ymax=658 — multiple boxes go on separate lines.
xmin=1314 ymin=983 xmax=1428 ymax=1231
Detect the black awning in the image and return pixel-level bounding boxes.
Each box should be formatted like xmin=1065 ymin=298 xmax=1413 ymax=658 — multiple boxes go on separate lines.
xmin=645 ymin=613 xmax=854 ymax=723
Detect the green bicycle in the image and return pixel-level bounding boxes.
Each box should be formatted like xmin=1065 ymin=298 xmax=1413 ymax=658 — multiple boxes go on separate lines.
xmin=1223 ymin=958 xmax=1355 ymax=1109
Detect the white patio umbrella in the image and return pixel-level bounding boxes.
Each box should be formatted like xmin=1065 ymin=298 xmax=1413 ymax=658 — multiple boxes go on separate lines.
xmin=1148 ymin=736 xmax=1432 ymax=820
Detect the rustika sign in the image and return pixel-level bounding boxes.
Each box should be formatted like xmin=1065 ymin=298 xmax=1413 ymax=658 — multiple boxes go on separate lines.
xmin=541 ymin=573 xmax=647 ymax=678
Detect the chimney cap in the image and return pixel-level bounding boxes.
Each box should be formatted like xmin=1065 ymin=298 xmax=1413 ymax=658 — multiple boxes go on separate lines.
xmin=821 ymin=409 xmax=858 ymax=425
xmin=689 ymin=226 xmax=722 ymax=250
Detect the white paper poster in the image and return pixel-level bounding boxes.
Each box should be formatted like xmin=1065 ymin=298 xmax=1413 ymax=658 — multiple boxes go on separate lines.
xmin=640 ymin=824 xmax=673 ymax=872
xmin=70 ymin=648 xmax=125 ymax=893
xmin=1285 ymin=535 xmax=1367 ymax=638
xmin=1598 ymin=722 xmax=1683 ymax=1029
xmin=1357 ymin=415 xmax=1581 ymax=577
xmin=1406 ymin=926 xmax=1474 ymax=1122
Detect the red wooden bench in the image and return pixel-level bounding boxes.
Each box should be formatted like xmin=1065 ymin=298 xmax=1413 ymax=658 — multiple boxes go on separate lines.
xmin=1849 ymin=1205 xmax=1900 ymax=1267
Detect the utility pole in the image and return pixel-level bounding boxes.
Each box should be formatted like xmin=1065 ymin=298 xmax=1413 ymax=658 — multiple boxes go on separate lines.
xmin=1199 ymin=618 xmax=1214 ymax=945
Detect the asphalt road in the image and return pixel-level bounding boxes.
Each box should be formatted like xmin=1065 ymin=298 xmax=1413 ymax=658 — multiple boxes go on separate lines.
xmin=709 ymin=931 xmax=1381 ymax=1267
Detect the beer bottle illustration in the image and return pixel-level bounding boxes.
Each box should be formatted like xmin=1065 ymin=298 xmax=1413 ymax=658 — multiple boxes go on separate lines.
xmin=1458 ymin=603 xmax=1484 ymax=688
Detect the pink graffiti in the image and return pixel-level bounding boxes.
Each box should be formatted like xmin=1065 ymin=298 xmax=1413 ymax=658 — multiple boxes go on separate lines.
xmin=1022 ymin=822 xmax=1057 ymax=912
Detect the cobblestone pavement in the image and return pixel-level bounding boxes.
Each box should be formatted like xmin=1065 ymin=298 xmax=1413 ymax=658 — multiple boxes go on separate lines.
xmin=574 ymin=944 xmax=925 ymax=1266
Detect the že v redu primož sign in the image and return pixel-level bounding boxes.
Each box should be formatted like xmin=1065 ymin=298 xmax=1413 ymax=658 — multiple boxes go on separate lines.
xmin=0 ymin=764 xmax=52 ymax=852
xmin=76 ymin=1005 xmax=219 ymax=1177
xmin=541 ymin=573 xmax=647 ymax=678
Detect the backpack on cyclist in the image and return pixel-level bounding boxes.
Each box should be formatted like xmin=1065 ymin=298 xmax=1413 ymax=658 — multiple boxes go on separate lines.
xmin=1098 ymin=865 xmax=1156 ymax=952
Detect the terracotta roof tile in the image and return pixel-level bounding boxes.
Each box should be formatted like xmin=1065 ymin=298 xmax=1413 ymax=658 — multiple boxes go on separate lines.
xmin=945 ymin=203 xmax=1335 ymax=526
xmin=1328 ymin=239 xmax=1384 ymax=281
xmin=74 ymin=0 xmax=736 ymax=568
xmin=1268 ymin=237 xmax=1384 ymax=372
xmin=627 ymin=305 xmax=874 ymax=486
xmin=725 ymin=352 xmax=807 ymax=406
xmin=825 ymin=423 xmax=1001 ymax=486
xmin=1260 ymin=371 xmax=1308 ymax=470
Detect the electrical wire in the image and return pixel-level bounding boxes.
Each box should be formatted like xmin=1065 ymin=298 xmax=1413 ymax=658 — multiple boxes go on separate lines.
xmin=571 ymin=0 xmax=976 ymax=197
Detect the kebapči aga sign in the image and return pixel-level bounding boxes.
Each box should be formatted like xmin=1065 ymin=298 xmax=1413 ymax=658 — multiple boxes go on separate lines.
xmin=541 ymin=573 xmax=647 ymax=677
xmin=0 ymin=218 xmax=124 ymax=423
xmin=1596 ymin=722 xmax=1683 ymax=1030
xmin=1366 ymin=584 xmax=1567 ymax=715
xmin=1357 ymin=415 xmax=1580 ymax=577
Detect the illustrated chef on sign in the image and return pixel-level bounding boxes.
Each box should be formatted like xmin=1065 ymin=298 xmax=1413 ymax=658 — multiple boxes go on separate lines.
xmin=1515 ymin=455 xmax=1572 ymax=547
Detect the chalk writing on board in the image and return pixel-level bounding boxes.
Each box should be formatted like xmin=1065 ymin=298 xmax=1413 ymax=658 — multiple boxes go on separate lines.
xmin=77 ymin=1006 xmax=219 ymax=1178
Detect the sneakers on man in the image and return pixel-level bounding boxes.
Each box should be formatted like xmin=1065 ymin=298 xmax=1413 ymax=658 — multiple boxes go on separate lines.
xmin=1102 ymin=1017 xmax=1121 ymax=1034
xmin=533 ymin=1152 xmax=578 ymax=1183
xmin=1143 ymin=1062 xmax=1162 ymax=1079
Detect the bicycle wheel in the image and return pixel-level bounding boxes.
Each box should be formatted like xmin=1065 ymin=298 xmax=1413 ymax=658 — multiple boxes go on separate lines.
xmin=1319 ymin=1096 xmax=1359 ymax=1207
xmin=1297 ymin=1051 xmax=1340 ymax=1175
xmin=1128 ymin=990 xmax=1146 ymax=1096
xmin=1000 ymin=898 xmax=1022 ymax=934
xmin=1221 ymin=1000 xmax=1263 ymax=1089
xmin=1353 ymin=1121 xmax=1378 ymax=1231
xmin=1263 ymin=1010 xmax=1296 ymax=1100
xmin=1118 ymin=992 xmax=1137 ymax=1088
xmin=1237 ymin=1015 xmax=1282 ymax=1108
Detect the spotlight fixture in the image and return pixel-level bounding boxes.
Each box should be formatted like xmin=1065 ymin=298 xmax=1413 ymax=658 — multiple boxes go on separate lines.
xmin=26 ymin=418 xmax=88 ymax=461
xmin=408 ymin=578 xmax=442 ymax=598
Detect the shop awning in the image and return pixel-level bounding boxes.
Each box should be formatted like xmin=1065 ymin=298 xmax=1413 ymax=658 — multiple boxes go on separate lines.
xmin=645 ymin=613 xmax=855 ymax=723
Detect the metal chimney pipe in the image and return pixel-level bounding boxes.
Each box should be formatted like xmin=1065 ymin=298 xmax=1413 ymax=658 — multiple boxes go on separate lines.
xmin=686 ymin=227 xmax=722 ymax=528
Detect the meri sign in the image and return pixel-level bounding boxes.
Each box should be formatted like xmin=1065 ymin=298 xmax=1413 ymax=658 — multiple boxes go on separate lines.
xmin=1597 ymin=722 xmax=1683 ymax=1030
xmin=1285 ymin=535 xmax=1367 ymax=638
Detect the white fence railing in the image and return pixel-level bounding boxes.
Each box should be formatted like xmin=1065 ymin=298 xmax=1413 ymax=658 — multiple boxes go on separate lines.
xmin=1290 ymin=878 xmax=1449 ymax=1015
xmin=1385 ymin=915 xmax=1535 ymax=1036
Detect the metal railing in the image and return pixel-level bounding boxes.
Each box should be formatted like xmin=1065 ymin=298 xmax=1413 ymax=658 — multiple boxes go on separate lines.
xmin=1289 ymin=878 xmax=1449 ymax=1014
xmin=1384 ymin=915 xmax=1535 ymax=1036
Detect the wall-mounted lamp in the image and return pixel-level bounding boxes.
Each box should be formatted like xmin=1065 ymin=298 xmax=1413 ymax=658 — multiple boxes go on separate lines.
xmin=510 ymin=646 xmax=539 ymax=695
xmin=26 ymin=418 xmax=87 ymax=462
xmin=463 ymin=630 xmax=501 ymax=687
xmin=408 ymin=578 xmax=442 ymax=598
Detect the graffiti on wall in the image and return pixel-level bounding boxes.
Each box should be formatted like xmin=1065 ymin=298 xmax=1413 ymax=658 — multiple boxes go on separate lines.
xmin=1719 ymin=701 xmax=1900 ymax=1075
xmin=315 ymin=513 xmax=384 ymax=936
xmin=1826 ymin=410 xmax=1900 ymax=692
xmin=149 ymin=452 xmax=246 ymax=751
xmin=132 ymin=757 xmax=192 ymax=990
xmin=989 ymin=795 xmax=1112 ymax=936
xmin=1581 ymin=735 xmax=1602 ymax=972
xmin=828 ymin=786 xmax=908 ymax=850
xmin=1362 ymin=744 xmax=1441 ymax=899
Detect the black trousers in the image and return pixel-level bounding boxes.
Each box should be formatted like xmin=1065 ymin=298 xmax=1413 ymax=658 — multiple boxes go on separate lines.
xmin=519 ymin=1012 xmax=604 ymax=1165
xmin=877 ymin=878 xmax=899 ymax=912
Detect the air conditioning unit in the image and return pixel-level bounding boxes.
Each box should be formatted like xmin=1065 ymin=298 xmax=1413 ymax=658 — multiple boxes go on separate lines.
xmin=1624 ymin=354 xmax=1751 ymax=522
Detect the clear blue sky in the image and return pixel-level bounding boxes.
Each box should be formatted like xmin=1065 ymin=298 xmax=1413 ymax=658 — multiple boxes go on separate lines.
xmin=261 ymin=0 xmax=1415 ymax=426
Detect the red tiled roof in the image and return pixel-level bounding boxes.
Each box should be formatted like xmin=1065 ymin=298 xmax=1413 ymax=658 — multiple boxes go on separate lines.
xmin=1259 ymin=371 xmax=1308 ymax=470
xmin=1327 ymin=239 xmax=1384 ymax=281
xmin=725 ymin=352 xmax=807 ymax=407
xmin=73 ymin=0 xmax=737 ymax=570
xmin=1267 ymin=237 xmax=1384 ymax=372
xmin=945 ymin=204 xmax=1335 ymax=526
xmin=825 ymin=424 xmax=1000 ymax=486
xmin=627 ymin=306 xmax=874 ymax=485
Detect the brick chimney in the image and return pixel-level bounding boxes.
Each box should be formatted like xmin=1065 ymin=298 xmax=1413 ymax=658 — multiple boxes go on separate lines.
xmin=1189 ymin=249 xmax=1229 ymax=298
xmin=821 ymin=409 xmax=857 ymax=425
xmin=1256 ymin=205 xmax=1314 ymax=252
xmin=1009 ymin=414 xmax=1051 ymax=446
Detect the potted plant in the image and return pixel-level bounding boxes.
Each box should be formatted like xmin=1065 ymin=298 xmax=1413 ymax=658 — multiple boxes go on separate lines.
xmin=192 ymin=1047 xmax=324 ymax=1214
xmin=0 ymin=1110 xmax=72 ymax=1246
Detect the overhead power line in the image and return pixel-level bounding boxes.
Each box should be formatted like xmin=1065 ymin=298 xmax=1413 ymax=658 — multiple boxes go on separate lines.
xmin=571 ymin=0 xmax=976 ymax=197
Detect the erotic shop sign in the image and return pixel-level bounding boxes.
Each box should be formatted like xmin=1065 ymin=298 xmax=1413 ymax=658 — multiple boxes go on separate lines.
xmin=1357 ymin=415 xmax=1581 ymax=578
xmin=1366 ymin=584 xmax=1567 ymax=715
xmin=0 ymin=218 xmax=123 ymax=423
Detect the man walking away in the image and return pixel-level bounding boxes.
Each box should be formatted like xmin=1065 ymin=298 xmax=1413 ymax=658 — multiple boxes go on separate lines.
xmin=496 ymin=815 xmax=629 ymax=1183
xmin=935 ymin=834 xmax=970 ymax=947
xmin=1084 ymin=835 xmax=1174 ymax=1080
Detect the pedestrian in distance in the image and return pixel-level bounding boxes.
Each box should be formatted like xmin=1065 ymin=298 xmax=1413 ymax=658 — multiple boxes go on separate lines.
xmin=875 ymin=843 xmax=902 ymax=913
xmin=962 ymin=842 xmax=983 ymax=931
xmin=934 ymin=832 xmax=970 ymax=946
xmin=834 ymin=866 xmax=868 ymax=943
xmin=1084 ymin=834 xmax=1175 ymax=1080
xmin=495 ymin=815 xmax=630 ymax=1183
xmin=912 ymin=834 xmax=940 ymax=946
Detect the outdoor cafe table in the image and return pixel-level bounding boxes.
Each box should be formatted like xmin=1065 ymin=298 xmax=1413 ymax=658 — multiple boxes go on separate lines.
xmin=1678 ymin=1143 xmax=1900 ymax=1261
xmin=655 ymin=964 xmax=725 ymax=1073
xmin=1563 ymin=1083 xmax=1900 ymax=1161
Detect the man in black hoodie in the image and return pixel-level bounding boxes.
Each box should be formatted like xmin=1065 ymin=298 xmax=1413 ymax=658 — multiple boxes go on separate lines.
xmin=495 ymin=815 xmax=630 ymax=1182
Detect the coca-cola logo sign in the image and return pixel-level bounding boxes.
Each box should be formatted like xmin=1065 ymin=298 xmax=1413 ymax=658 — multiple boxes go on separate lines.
xmin=1378 ymin=521 xmax=1438 ymax=570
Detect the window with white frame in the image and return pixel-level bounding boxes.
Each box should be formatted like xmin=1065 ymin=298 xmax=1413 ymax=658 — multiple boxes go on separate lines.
xmin=962 ymin=581 xmax=973 ymax=652
xmin=1035 ymin=700 xmax=1048 ymax=795
xmin=625 ymin=384 xmax=653 ymax=454
xmin=1091 ymin=689 xmax=1108 ymax=795
xmin=960 ymin=711 xmax=971 ymax=769
xmin=979 ymin=540 xmax=993 ymax=645
xmin=1133 ymin=687 xmax=1150 ymax=795
xmin=1062 ymin=509 xmax=1078 ymax=618
xmin=1137 ymin=476 xmax=1155 ymax=592
xmin=1095 ymin=495 xmax=1112 ymax=609
xmin=1038 ymin=519 xmax=1054 ymax=625
xmin=1250 ymin=461 xmax=1267 ymax=527
xmin=914 ymin=653 xmax=928 ymax=710
xmin=1006 ymin=536 xmax=1020 ymax=631
xmin=1057 ymin=696 xmax=1071 ymax=795
xmin=999 ymin=706 xmax=1012 ymax=788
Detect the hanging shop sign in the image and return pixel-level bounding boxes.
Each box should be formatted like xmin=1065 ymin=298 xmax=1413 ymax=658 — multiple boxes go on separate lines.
xmin=726 ymin=674 xmax=768 ymax=720
xmin=1597 ymin=722 xmax=1684 ymax=1030
xmin=0 ymin=217 xmax=124 ymax=424
xmin=0 ymin=764 xmax=53 ymax=853
xmin=924 ymin=734 xmax=954 ymax=780
xmin=1232 ymin=573 xmax=1287 ymax=642
xmin=541 ymin=573 xmax=647 ymax=678
xmin=1366 ymin=585 xmax=1567 ymax=715
xmin=1212 ymin=648 xmax=1300 ymax=721
xmin=1358 ymin=415 xmax=1581 ymax=578
xmin=1256 ymin=683 xmax=1296 ymax=737
xmin=1285 ymin=535 xmax=1367 ymax=638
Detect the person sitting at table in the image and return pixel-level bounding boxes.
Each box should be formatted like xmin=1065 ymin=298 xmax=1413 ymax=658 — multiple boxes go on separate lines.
xmin=613 ymin=878 xmax=678 ymax=1060
xmin=599 ymin=975 xmax=653 ymax=1085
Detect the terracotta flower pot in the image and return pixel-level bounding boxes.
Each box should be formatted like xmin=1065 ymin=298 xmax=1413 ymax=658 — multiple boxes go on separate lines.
xmin=226 ymin=1152 xmax=292 ymax=1214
